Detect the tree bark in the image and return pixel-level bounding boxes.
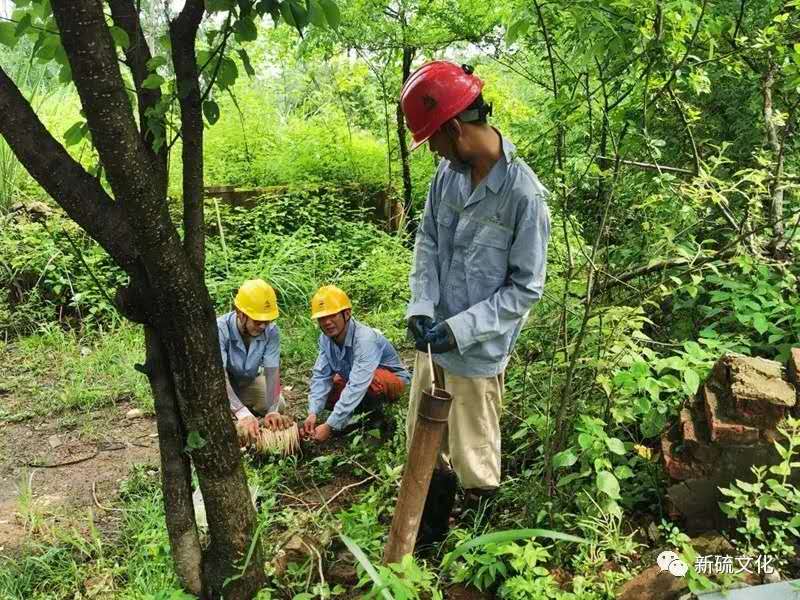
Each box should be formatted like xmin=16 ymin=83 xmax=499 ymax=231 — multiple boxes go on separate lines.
xmin=42 ymin=2 xmax=266 ymax=597
xmin=108 ymin=0 xmax=167 ymax=183
xmin=171 ymin=0 xmax=206 ymax=273
xmin=0 ymin=67 xmax=138 ymax=271
xmin=142 ymin=326 xmax=203 ymax=596
xmin=762 ymin=61 xmax=785 ymax=256
xmin=396 ymin=44 xmax=415 ymax=235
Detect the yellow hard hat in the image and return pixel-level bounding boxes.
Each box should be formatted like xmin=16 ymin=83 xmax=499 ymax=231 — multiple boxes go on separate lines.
xmin=234 ymin=279 xmax=279 ymax=321
xmin=310 ymin=285 xmax=351 ymax=320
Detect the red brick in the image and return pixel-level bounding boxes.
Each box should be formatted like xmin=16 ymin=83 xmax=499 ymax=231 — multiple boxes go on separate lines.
xmin=661 ymin=434 xmax=707 ymax=481
xmin=789 ymin=348 xmax=800 ymax=389
xmin=703 ymin=384 xmax=759 ymax=445
xmin=680 ymin=404 xmax=720 ymax=462
xmin=713 ymin=353 xmax=795 ymax=419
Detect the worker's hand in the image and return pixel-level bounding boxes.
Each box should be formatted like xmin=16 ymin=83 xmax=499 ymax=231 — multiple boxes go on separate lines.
xmin=236 ymin=415 xmax=260 ymax=445
xmin=303 ymin=413 xmax=317 ymax=438
xmin=408 ymin=315 xmax=434 ymax=347
xmin=313 ymin=423 xmax=333 ymax=443
xmin=424 ymin=321 xmax=457 ymax=354
xmin=263 ymin=412 xmax=293 ymax=431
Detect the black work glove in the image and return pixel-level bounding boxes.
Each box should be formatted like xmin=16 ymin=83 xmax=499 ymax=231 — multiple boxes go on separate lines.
xmin=422 ymin=321 xmax=458 ymax=354
xmin=408 ymin=315 xmax=434 ymax=347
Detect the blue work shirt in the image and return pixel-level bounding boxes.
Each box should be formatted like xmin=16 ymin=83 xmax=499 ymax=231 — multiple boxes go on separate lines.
xmin=308 ymin=317 xmax=411 ymax=430
xmin=406 ymin=134 xmax=550 ymax=377
xmin=216 ymin=310 xmax=280 ymax=387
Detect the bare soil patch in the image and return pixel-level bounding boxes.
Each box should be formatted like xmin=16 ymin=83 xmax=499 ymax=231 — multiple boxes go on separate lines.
xmin=0 ymin=401 xmax=159 ymax=554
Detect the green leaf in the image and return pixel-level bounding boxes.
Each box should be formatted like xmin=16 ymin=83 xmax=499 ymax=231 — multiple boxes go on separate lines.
xmin=752 ymin=313 xmax=769 ymax=334
xmin=683 ymin=368 xmax=700 ymax=395
xmin=605 ymin=437 xmax=626 ymax=455
xmin=757 ymin=495 xmax=787 ymax=512
xmin=237 ymin=48 xmax=255 ymax=78
xmin=339 ymin=534 xmax=392 ymax=600
xmin=214 ymin=57 xmax=238 ymax=89
xmin=203 ymin=100 xmax=220 ymax=125
xmin=63 ymin=121 xmax=86 ymax=147
xmin=142 ymin=73 xmax=165 ymax=89
xmin=14 ymin=14 xmax=32 ymax=38
xmin=279 ymin=0 xmax=298 ymax=27
xmin=207 ymin=0 xmax=235 ymax=11
xmin=234 ymin=16 xmax=258 ymax=41
xmin=36 ymin=34 xmax=60 ymax=61
xmin=442 ymin=529 xmax=587 ymax=570
xmin=110 ymin=25 xmax=130 ymax=49
xmin=53 ymin=42 xmax=68 ymax=65
xmin=506 ymin=18 xmax=530 ymax=44
xmin=306 ymin=0 xmax=326 ymax=27
xmin=0 ymin=22 xmax=18 ymax=48
xmin=147 ymin=56 xmax=167 ymax=71
xmin=186 ymin=431 xmax=207 ymax=451
xmin=555 ymin=469 xmax=590 ymax=488
xmin=58 ymin=62 xmax=72 ymax=84
xmin=318 ymin=0 xmax=340 ymax=28
xmin=289 ymin=0 xmax=309 ymax=29
xmin=596 ymin=470 xmax=620 ymax=499
xmin=614 ymin=465 xmax=634 ymax=479
xmin=552 ymin=449 xmax=578 ymax=469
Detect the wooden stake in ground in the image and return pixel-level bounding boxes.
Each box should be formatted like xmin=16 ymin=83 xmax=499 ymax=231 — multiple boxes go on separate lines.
xmin=383 ymin=355 xmax=451 ymax=564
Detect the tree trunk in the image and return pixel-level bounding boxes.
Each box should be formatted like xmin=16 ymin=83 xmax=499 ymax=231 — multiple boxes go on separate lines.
xmin=763 ymin=62 xmax=785 ymax=257
xmin=171 ymin=2 xmax=206 ymax=272
xmin=142 ymin=326 xmax=203 ymax=595
xmin=396 ymin=45 xmax=415 ymax=235
xmin=0 ymin=2 xmax=269 ymax=597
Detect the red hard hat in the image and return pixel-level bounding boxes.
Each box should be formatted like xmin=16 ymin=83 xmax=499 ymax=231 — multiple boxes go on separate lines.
xmin=400 ymin=61 xmax=484 ymax=151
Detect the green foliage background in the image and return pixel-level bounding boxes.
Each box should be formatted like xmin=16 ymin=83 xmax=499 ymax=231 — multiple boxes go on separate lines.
xmin=1 ymin=0 xmax=800 ymax=596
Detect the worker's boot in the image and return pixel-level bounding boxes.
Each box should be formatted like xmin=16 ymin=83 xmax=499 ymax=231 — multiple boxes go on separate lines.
xmin=416 ymin=468 xmax=458 ymax=550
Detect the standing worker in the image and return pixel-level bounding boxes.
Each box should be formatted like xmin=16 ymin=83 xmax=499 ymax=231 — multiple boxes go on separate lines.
xmin=400 ymin=61 xmax=551 ymax=546
xmin=303 ymin=285 xmax=411 ymax=443
xmin=218 ymin=279 xmax=293 ymax=444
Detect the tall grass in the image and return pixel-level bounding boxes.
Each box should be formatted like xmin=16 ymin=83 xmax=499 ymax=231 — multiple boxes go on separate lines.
xmin=4 ymin=322 xmax=151 ymax=416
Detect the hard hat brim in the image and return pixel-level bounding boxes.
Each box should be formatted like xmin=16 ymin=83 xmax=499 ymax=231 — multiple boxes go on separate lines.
xmin=234 ymin=299 xmax=278 ymax=322
xmin=310 ymin=306 xmax=348 ymax=320
xmin=410 ymin=135 xmax=430 ymax=152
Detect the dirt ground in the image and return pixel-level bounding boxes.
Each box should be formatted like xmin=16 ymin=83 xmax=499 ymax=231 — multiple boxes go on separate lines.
xmin=0 ymin=399 xmax=159 ymax=555
xmin=0 ymin=356 xmax=491 ymax=598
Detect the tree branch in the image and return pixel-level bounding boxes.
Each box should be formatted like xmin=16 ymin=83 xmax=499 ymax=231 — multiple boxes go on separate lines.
xmin=52 ymin=0 xmax=164 ymax=219
xmin=0 ymin=65 xmax=138 ymax=271
xmin=108 ymin=0 xmax=167 ymax=182
xmin=596 ymin=156 xmax=694 ymax=175
xmin=170 ymin=0 xmax=206 ymax=274
xmin=667 ymin=85 xmax=701 ymax=175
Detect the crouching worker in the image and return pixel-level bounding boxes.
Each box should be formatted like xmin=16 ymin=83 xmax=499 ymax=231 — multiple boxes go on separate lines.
xmin=303 ymin=285 xmax=410 ymax=443
xmin=218 ymin=279 xmax=293 ymax=444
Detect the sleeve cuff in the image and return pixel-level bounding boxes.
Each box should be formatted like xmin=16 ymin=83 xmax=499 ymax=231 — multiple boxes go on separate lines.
xmin=235 ymin=406 xmax=254 ymax=420
xmin=308 ymin=397 xmax=326 ymax=416
xmin=405 ymin=301 xmax=435 ymax=320
xmin=445 ymin=314 xmax=474 ymax=353
xmin=326 ymin=412 xmax=348 ymax=431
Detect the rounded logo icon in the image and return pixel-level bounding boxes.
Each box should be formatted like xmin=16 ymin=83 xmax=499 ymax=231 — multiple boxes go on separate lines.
xmin=656 ymin=550 xmax=688 ymax=577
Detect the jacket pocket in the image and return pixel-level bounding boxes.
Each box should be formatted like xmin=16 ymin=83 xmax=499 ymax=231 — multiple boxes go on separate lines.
xmin=469 ymin=225 xmax=511 ymax=282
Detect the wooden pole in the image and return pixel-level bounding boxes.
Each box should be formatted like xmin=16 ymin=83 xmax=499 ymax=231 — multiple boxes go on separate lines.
xmin=383 ymin=383 xmax=451 ymax=564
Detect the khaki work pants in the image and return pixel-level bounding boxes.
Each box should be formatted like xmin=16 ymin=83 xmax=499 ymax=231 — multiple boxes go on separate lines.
xmin=234 ymin=375 xmax=286 ymax=417
xmin=405 ymin=352 xmax=504 ymax=490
